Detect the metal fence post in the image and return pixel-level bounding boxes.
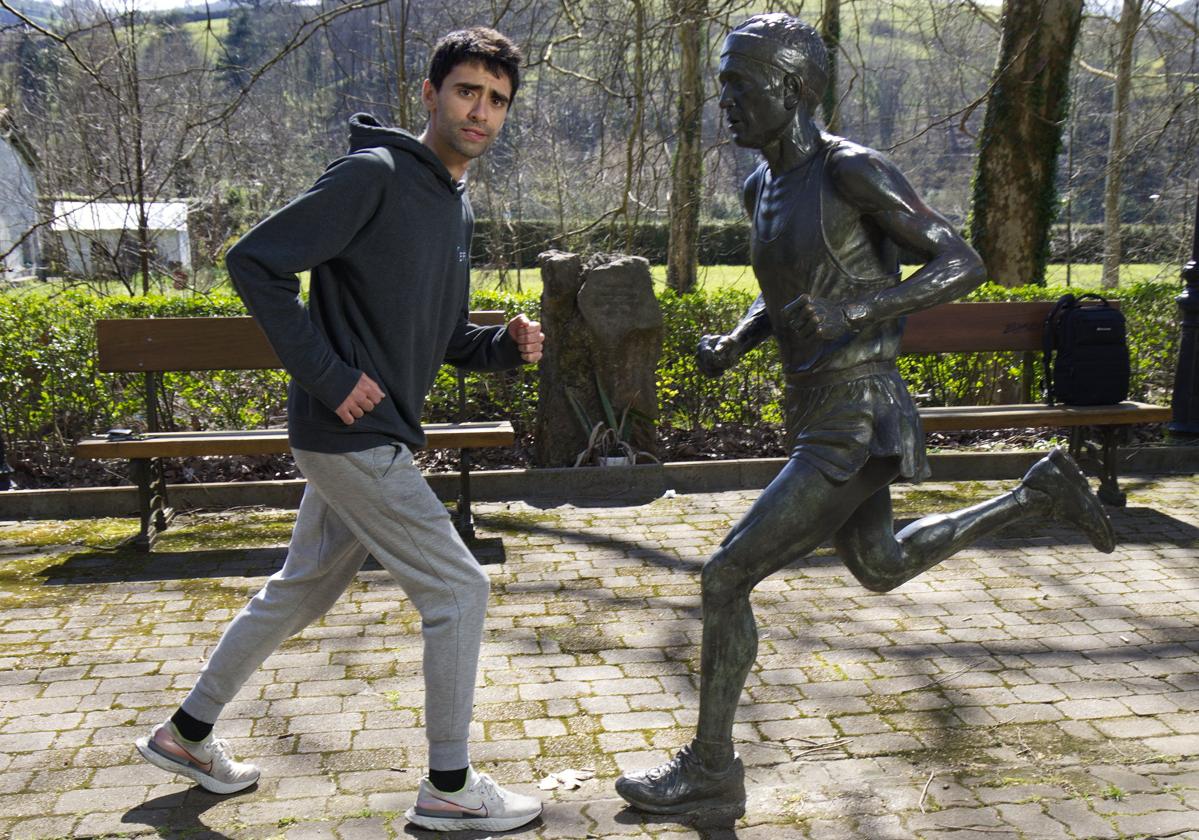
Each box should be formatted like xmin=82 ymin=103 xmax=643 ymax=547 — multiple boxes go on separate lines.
xmin=0 ymin=433 xmax=13 ymax=491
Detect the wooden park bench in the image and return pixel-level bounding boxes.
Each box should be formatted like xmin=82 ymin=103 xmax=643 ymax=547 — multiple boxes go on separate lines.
xmin=902 ymin=301 xmax=1171 ymax=506
xmin=74 ymin=314 xmax=515 ymax=551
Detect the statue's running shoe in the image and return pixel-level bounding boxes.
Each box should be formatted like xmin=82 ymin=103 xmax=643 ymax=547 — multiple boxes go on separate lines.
xmin=1018 ymin=447 xmax=1116 ymax=552
xmin=615 ymin=743 xmax=745 ymax=814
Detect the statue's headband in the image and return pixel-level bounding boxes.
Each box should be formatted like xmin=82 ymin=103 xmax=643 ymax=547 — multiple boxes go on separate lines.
xmin=720 ymin=32 xmax=806 ymax=77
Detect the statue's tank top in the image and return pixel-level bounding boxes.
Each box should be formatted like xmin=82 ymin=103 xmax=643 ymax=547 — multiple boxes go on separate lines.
xmin=748 ymin=138 xmax=903 ymax=378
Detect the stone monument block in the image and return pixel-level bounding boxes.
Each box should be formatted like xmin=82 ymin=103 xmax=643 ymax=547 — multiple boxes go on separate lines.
xmin=533 ymin=252 xmax=663 ymax=467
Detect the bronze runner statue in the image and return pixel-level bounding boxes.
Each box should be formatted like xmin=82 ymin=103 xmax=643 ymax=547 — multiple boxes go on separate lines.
xmin=615 ymin=13 xmax=1115 ymax=815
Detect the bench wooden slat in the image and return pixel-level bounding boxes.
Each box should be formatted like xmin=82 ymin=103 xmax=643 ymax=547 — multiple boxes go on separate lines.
xmin=98 ymin=317 xmax=277 ymax=371
xmin=74 ymin=422 xmax=515 ymax=459
xmin=919 ymin=401 xmax=1170 ymax=432
xmin=899 ymin=301 xmax=1119 ymax=354
xmin=96 ymin=311 xmax=509 ymax=372
xmin=96 ymin=304 xmax=1100 ymax=369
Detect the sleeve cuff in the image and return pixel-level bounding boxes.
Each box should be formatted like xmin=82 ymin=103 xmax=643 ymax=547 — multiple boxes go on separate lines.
xmin=307 ymin=360 xmax=362 ymax=412
xmin=492 ymin=327 xmax=526 ymax=368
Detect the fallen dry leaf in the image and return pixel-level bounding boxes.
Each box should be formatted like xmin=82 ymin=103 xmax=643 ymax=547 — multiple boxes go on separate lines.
xmin=538 ymin=768 xmax=596 ymax=791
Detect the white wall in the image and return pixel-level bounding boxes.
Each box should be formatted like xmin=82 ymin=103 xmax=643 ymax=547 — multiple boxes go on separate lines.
xmin=59 ymin=229 xmax=191 ymax=275
xmin=0 ymin=139 xmax=39 ymax=277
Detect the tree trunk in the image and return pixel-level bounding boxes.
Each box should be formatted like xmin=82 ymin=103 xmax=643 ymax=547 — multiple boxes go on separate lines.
xmin=386 ymin=0 xmax=411 ymax=129
xmin=127 ymin=14 xmax=152 ymax=297
xmin=1101 ymin=0 xmax=1143 ymax=290
xmin=666 ymin=0 xmax=704 ymax=293
xmin=969 ymin=0 xmax=1084 ymax=287
xmin=621 ymin=0 xmax=647 ymax=252
xmin=821 ymin=0 xmax=840 ymax=132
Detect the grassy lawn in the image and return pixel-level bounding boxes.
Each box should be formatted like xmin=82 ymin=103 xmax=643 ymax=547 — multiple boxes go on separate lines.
xmin=1042 ymin=263 xmax=1178 ymax=287
xmin=471 ymin=263 xmax=1178 ymax=296
xmin=471 ymin=263 xmax=760 ymax=294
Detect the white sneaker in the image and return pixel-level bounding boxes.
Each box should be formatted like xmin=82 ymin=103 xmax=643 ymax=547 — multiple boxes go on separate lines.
xmin=404 ymin=767 xmax=542 ymax=831
xmin=135 ymin=721 xmax=260 ymax=794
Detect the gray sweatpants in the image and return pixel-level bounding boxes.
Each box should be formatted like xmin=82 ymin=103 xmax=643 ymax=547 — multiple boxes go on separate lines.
xmin=181 ymin=443 xmax=489 ymax=770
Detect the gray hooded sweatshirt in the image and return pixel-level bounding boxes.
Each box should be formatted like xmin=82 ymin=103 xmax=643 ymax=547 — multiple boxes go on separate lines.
xmin=226 ymin=113 xmax=523 ymax=454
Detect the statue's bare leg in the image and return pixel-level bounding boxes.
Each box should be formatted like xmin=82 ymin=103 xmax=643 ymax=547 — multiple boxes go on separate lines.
xmin=615 ymin=447 xmax=1112 ymax=814
xmin=836 ymin=447 xmax=1116 ymax=593
xmin=693 ymin=456 xmax=901 ymax=753
xmin=835 ymin=481 xmax=1024 ymax=592
xmin=616 ymin=455 xmax=897 ymax=814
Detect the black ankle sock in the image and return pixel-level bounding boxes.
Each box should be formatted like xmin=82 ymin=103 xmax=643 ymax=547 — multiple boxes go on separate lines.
xmin=171 ymin=708 xmax=214 ymax=743
xmin=429 ymin=767 xmax=468 ymax=793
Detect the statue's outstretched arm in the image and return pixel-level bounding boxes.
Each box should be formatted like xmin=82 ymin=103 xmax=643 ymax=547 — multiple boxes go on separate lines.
xmin=697 ymin=294 xmax=773 ymax=377
xmin=697 ymin=165 xmax=775 ymax=377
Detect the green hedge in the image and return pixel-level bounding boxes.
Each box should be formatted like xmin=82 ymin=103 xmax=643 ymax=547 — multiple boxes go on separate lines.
xmin=0 ymin=292 xmax=289 ymax=449
xmin=0 ymin=281 xmax=1180 ymax=459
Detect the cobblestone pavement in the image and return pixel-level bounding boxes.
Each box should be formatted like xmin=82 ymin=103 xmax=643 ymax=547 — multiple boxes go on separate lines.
xmin=1 ymin=474 xmax=1198 ymax=839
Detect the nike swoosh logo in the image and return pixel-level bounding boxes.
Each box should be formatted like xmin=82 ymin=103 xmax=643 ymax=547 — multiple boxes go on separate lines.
xmin=430 ymin=793 xmax=486 ymax=813
xmin=155 ymin=733 xmax=213 ymax=774
xmin=181 ymin=747 xmax=213 ymax=774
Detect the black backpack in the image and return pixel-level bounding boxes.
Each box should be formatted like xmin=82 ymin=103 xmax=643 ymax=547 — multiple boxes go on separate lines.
xmin=1042 ymin=293 xmax=1130 ymax=406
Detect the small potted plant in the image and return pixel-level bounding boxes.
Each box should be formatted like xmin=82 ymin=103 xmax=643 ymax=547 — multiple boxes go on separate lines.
xmin=566 ymin=379 xmax=657 ymax=467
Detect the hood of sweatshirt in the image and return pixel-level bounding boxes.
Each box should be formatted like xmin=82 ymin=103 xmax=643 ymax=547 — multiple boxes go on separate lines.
xmin=347 ymin=112 xmax=463 ymax=195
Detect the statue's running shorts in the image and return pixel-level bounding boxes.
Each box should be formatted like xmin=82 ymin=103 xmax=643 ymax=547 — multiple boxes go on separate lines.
xmin=783 ymin=363 xmax=930 ymax=484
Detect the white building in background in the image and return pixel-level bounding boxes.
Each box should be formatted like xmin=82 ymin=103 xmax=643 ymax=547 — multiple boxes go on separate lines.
xmin=51 ymin=200 xmax=192 ymax=277
xmin=0 ymin=109 xmax=41 ymax=280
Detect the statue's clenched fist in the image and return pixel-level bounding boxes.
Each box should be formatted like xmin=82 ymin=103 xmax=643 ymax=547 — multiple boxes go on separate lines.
xmin=696 ymin=334 xmax=741 ymax=378
xmin=784 ymin=294 xmax=852 ymax=342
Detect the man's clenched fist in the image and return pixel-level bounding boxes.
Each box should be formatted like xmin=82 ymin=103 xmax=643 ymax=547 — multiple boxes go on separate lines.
xmin=507 ymin=314 xmax=544 ymax=363
xmin=335 ymin=373 xmax=385 ymax=425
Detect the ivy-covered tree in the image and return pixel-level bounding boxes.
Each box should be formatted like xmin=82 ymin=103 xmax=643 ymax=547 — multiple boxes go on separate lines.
xmin=969 ymin=0 xmax=1084 ymax=286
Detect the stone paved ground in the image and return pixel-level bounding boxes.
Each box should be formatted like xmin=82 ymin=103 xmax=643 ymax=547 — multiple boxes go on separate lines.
xmin=1 ymin=474 xmax=1198 ymax=839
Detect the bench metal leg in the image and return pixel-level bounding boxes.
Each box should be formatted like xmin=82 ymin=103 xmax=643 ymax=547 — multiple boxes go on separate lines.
xmin=129 ymin=457 xmax=176 ymax=551
xmin=455 ymin=449 xmax=476 ymax=542
xmin=1067 ymin=426 xmax=1127 ymax=508
xmin=453 ymin=448 xmax=505 ymax=565
xmin=1095 ymin=426 xmax=1128 ymax=507
xmin=130 ymin=459 xmax=156 ymax=551
xmin=152 ymin=457 xmax=174 ymax=531
xmin=453 ymin=368 xmax=505 ymax=565
xmin=0 ymin=432 xmax=13 ymax=492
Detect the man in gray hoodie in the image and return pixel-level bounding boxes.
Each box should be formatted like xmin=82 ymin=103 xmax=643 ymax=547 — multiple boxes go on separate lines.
xmin=136 ymin=27 xmax=544 ymax=833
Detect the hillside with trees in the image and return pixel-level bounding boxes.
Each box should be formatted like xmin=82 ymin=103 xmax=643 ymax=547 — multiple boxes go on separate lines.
xmin=0 ymin=0 xmax=1195 ymax=290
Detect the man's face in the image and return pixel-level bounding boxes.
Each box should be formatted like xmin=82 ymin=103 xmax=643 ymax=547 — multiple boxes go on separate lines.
xmin=717 ymin=51 xmax=793 ymax=150
xmin=421 ymin=60 xmax=513 ymax=175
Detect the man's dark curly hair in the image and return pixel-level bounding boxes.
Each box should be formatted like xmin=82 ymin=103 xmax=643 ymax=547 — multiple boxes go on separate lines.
xmin=428 ymin=27 xmax=523 ymax=99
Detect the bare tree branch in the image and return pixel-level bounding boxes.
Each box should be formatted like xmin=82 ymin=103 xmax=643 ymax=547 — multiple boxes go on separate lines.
xmin=0 ymin=0 xmax=117 ymax=96
xmin=184 ymin=0 xmax=389 ymax=133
